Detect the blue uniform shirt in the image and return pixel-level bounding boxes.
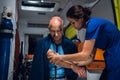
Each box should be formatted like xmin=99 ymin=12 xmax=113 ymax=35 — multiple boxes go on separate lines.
xmin=85 ymin=17 xmax=120 ymax=80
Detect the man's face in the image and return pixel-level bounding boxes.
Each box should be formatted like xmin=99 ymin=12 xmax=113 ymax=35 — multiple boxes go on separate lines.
xmin=49 ymin=26 xmax=63 ymax=45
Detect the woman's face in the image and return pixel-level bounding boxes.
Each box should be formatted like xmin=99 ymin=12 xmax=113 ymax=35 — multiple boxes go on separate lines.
xmin=67 ymin=17 xmax=84 ymax=30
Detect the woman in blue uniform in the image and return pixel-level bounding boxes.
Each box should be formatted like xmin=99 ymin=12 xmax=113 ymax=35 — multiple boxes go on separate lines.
xmin=47 ymin=5 xmax=120 ymax=80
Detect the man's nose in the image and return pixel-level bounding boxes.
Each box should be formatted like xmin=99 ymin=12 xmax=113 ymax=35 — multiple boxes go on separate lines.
xmin=54 ymin=32 xmax=58 ymax=36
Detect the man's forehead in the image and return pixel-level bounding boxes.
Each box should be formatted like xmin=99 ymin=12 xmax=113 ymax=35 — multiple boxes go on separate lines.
xmin=50 ymin=19 xmax=61 ymax=26
xmin=49 ymin=22 xmax=62 ymax=29
xmin=50 ymin=26 xmax=61 ymax=30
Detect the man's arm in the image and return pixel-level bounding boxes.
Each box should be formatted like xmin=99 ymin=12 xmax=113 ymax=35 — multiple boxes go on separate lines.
xmin=47 ymin=49 xmax=93 ymax=67
xmin=48 ymin=54 xmax=93 ymax=67
xmin=47 ymin=50 xmax=88 ymax=78
xmin=53 ymin=59 xmax=72 ymax=68
xmin=47 ymin=39 xmax=95 ymax=63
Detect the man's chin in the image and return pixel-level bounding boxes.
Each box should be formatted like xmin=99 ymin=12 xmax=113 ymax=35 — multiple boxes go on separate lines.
xmin=54 ymin=38 xmax=59 ymax=41
xmin=54 ymin=40 xmax=61 ymax=44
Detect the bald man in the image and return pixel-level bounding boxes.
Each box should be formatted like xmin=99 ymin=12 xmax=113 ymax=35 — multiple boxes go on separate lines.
xmin=29 ymin=16 xmax=78 ymax=80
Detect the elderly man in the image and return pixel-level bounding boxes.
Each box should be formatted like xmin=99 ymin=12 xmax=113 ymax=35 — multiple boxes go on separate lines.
xmin=29 ymin=16 xmax=85 ymax=80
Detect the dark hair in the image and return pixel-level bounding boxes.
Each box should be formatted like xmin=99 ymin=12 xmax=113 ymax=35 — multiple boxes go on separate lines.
xmin=66 ymin=5 xmax=91 ymax=21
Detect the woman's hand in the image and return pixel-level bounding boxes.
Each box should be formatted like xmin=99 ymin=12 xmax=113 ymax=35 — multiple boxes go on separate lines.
xmin=47 ymin=49 xmax=72 ymax=68
xmin=47 ymin=49 xmax=87 ymax=78
xmin=47 ymin=49 xmax=62 ymax=64
xmin=71 ymin=64 xmax=87 ymax=78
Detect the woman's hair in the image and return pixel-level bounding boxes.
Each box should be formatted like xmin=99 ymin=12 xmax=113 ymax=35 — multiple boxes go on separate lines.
xmin=66 ymin=5 xmax=91 ymax=21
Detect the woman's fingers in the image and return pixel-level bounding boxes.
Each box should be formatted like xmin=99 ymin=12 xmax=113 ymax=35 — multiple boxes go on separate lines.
xmin=71 ymin=64 xmax=87 ymax=78
xmin=47 ymin=49 xmax=54 ymax=56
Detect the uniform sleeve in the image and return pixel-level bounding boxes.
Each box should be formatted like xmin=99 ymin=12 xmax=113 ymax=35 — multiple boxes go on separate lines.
xmin=86 ymin=21 xmax=101 ymax=40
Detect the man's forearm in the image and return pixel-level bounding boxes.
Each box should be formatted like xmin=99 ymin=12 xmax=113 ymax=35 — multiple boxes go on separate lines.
xmin=55 ymin=60 xmax=72 ymax=68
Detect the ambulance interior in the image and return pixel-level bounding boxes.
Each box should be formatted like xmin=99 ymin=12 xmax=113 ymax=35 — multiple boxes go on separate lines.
xmin=0 ymin=0 xmax=119 ymax=80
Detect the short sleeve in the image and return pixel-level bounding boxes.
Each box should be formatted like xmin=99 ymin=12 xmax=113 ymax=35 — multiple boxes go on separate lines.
xmin=85 ymin=20 xmax=101 ymax=40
